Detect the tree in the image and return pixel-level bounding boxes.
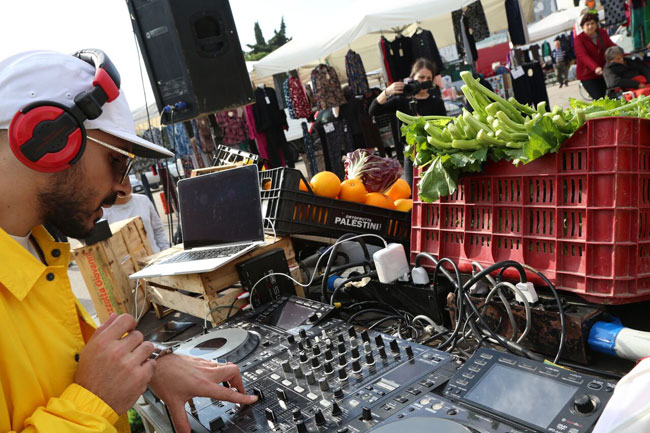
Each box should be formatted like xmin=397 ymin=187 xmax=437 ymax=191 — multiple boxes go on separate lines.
xmin=246 ymin=22 xmax=269 ymax=54
xmin=243 ymin=18 xmax=291 ymax=61
xmin=268 ymin=17 xmax=292 ymax=48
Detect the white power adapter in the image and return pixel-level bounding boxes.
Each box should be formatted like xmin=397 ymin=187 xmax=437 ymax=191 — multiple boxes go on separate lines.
xmin=411 ymin=267 xmax=431 ymax=285
xmin=373 ymin=243 xmax=410 ymax=283
xmin=515 ymin=282 xmax=539 ymax=304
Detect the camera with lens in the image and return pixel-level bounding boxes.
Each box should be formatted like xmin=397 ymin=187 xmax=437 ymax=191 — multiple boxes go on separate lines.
xmin=402 ymin=79 xmax=434 ymax=96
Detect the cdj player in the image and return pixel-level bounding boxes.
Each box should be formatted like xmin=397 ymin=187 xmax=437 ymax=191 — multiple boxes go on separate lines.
xmin=143 ymin=297 xmax=616 ymax=433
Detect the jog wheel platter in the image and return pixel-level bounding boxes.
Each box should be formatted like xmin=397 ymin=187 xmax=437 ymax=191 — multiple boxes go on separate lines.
xmin=368 ymin=417 xmax=476 ymax=433
xmin=175 ymin=328 xmax=260 ymax=363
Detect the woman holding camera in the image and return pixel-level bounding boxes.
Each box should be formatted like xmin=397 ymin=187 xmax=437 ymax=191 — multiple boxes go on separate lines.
xmin=369 ymin=58 xmax=446 ymax=173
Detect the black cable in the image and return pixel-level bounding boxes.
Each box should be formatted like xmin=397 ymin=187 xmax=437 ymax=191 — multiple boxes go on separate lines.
xmin=346 ymin=308 xmax=397 ymax=325
xmin=368 ymin=315 xmax=403 ymax=330
xmin=432 ymin=258 xmax=464 ymax=351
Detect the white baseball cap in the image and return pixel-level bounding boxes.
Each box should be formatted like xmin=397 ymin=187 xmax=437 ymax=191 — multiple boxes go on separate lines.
xmin=0 ymin=50 xmax=174 ymax=159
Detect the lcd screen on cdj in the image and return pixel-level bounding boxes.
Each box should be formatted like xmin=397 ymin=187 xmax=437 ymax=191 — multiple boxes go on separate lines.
xmin=464 ymin=363 xmax=577 ymax=429
xmin=261 ymin=302 xmax=314 ymax=331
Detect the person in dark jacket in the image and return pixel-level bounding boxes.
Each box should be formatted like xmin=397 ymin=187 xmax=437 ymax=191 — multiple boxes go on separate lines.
xmin=369 ymin=58 xmax=446 ymax=186
xmin=574 ymin=13 xmax=617 ymax=99
xmin=603 ymin=46 xmax=650 ymax=90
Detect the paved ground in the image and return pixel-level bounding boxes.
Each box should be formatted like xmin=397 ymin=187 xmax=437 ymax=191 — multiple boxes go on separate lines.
xmin=68 ymin=80 xmax=584 ymax=322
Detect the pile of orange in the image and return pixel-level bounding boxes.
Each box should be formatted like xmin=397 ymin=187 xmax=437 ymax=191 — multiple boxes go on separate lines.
xmin=302 ymin=171 xmax=413 ymax=212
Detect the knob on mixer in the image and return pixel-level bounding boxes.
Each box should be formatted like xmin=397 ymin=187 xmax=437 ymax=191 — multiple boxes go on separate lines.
xmin=574 ymin=394 xmax=597 ymax=415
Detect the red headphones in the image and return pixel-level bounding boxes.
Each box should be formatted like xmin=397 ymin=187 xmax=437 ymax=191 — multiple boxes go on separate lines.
xmin=8 ymin=49 xmax=121 ymax=173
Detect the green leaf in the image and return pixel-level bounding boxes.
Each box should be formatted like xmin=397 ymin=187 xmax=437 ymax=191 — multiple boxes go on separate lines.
xmin=417 ymin=156 xmax=459 ymax=202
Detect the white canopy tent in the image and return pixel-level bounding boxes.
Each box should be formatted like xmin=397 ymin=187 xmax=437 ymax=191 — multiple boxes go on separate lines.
xmin=253 ymin=0 xmax=526 ymax=79
xmin=527 ymin=6 xmax=594 ymax=43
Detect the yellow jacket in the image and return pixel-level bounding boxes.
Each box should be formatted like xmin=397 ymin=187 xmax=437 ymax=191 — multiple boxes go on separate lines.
xmin=0 ymin=226 xmax=129 ymax=432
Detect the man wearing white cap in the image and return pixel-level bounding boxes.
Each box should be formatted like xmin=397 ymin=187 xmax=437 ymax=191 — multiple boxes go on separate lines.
xmin=0 ymin=50 xmax=257 ymax=433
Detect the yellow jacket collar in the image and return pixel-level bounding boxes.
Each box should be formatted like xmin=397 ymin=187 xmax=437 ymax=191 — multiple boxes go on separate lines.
xmin=0 ymin=225 xmax=70 ymax=301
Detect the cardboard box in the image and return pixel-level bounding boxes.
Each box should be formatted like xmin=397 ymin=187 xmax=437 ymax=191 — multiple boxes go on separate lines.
xmin=71 ymin=217 xmax=153 ymax=323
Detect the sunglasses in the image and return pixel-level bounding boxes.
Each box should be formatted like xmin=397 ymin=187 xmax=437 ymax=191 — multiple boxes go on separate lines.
xmin=86 ymin=135 xmax=135 ymax=184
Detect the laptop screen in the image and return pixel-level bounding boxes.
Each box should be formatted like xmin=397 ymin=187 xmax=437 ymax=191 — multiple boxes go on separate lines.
xmin=177 ymin=165 xmax=265 ymax=249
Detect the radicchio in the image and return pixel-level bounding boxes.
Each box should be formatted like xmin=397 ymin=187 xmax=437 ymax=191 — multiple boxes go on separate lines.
xmin=344 ymin=149 xmax=403 ymax=193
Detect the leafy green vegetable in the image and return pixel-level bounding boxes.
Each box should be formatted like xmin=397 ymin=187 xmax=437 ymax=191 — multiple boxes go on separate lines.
xmin=399 ymin=71 xmax=650 ymax=202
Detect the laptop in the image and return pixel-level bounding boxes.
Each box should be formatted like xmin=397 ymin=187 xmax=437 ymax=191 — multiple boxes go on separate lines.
xmin=129 ymin=165 xmax=265 ymax=279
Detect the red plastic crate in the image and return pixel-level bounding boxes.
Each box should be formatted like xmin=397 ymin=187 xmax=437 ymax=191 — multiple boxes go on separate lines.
xmin=410 ymin=117 xmax=650 ymax=304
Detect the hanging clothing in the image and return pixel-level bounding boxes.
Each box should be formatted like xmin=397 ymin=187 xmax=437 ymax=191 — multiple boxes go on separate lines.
xmin=245 ymin=104 xmax=274 ymax=166
xmin=252 ymin=86 xmax=293 ymax=169
xmin=196 ymin=116 xmax=217 ymax=153
xmin=602 ymin=0 xmax=627 ymax=27
xmin=215 ymin=109 xmax=249 ymax=146
xmin=453 ymin=2 xmax=489 ymax=58
xmin=388 ymin=36 xmax=414 ymax=81
xmin=510 ymin=62 xmax=550 ymax=108
xmin=631 ymin=0 xmax=649 ymax=50
xmin=311 ymin=64 xmax=346 ymax=110
xmin=411 ymin=29 xmax=444 ymax=74
xmin=459 ymin=13 xmax=479 ymax=64
xmin=542 ymin=41 xmax=552 ymax=59
xmin=272 ymin=73 xmax=288 ymax=109
xmin=283 ymin=77 xmax=296 ymax=119
xmin=529 ymin=44 xmax=541 ymax=62
xmin=166 ymin=123 xmax=192 ymax=157
xmin=317 ymin=119 xmax=351 ymax=179
xmin=345 ymin=50 xmax=370 ymax=96
xmin=302 ymin=122 xmax=319 ymax=177
xmin=287 ymin=76 xmax=312 ymax=119
xmin=505 ymin=0 xmax=528 ymax=45
xmin=378 ymin=36 xmax=396 ymax=83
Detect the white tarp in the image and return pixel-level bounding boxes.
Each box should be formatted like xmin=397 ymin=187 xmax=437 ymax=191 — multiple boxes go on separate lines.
xmin=253 ymin=0 xmax=480 ymax=78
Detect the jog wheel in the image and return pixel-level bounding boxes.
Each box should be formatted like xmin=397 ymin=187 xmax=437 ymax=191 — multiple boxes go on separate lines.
xmin=368 ymin=417 xmax=476 ymax=433
xmin=175 ymin=328 xmax=260 ymax=363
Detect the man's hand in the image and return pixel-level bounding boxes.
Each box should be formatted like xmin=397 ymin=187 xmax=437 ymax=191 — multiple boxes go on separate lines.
xmin=149 ymin=355 xmax=258 ymax=433
xmin=75 ymin=313 xmax=155 ymax=415
xmin=595 ymin=66 xmax=603 ymax=75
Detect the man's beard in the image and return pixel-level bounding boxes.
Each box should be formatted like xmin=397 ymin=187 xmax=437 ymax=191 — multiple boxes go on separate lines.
xmin=38 ymin=166 xmax=118 ymax=239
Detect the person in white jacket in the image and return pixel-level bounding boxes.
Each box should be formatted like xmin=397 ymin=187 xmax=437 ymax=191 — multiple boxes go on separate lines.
xmin=102 ymin=176 xmax=169 ymax=252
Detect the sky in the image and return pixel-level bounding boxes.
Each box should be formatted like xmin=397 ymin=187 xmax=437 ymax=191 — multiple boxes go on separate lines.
xmin=0 ymin=0 xmax=358 ymax=113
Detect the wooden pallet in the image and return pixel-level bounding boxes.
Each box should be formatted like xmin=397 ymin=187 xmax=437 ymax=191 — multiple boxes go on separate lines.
xmin=139 ymin=236 xmax=304 ymax=325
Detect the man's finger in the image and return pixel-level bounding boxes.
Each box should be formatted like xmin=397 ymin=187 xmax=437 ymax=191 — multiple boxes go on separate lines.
xmin=93 ymin=313 xmax=117 ymax=336
xmin=119 ymin=329 xmax=145 ymax=353
xmin=102 ymin=314 xmax=137 ymax=341
xmin=210 ymin=387 xmax=258 ymax=405
xmin=168 ymin=399 xmax=192 ymax=433
xmin=129 ymin=340 xmax=155 ymax=365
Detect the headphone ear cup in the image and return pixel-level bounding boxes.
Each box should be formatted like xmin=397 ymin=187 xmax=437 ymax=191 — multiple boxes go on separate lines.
xmin=8 ymin=102 xmax=86 ymax=173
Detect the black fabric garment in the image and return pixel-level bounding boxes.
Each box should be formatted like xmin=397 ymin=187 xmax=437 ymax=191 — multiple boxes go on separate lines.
xmin=453 ymin=1 xmax=489 ymax=57
xmin=505 ymin=0 xmax=527 ymax=45
xmin=379 ymin=36 xmax=397 ymax=83
xmin=581 ymin=77 xmax=609 ymax=99
xmin=265 ymin=126 xmax=295 ymax=169
xmin=411 ymin=29 xmax=444 ymax=74
xmin=272 ymin=73 xmax=288 ymax=109
xmin=510 ymin=62 xmax=550 ymax=107
xmin=459 ymin=13 xmax=479 ymax=64
xmin=359 ymin=114 xmax=384 ymax=156
xmin=388 ymin=36 xmax=414 ymax=81
xmin=302 ymin=122 xmax=320 ymax=177
xmin=523 ymin=49 xmax=532 ymax=63
xmin=511 ymin=49 xmax=525 ymax=67
xmin=369 ymin=93 xmax=446 ymax=163
xmin=603 ymin=59 xmax=650 ymax=89
xmin=339 ymin=95 xmax=364 ymax=136
xmin=529 ymin=44 xmax=541 ymax=62
xmin=558 ymin=33 xmax=575 ymax=61
xmin=317 ymin=119 xmax=353 ymax=179
xmin=253 ymin=86 xmax=287 ymax=132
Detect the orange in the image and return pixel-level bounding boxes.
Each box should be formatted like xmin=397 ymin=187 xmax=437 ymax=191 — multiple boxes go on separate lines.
xmin=299 ymin=179 xmax=309 ymax=192
xmin=339 ymin=178 xmax=368 ymax=203
xmin=364 ymin=192 xmax=396 ymax=209
xmin=386 ymin=178 xmax=411 ymax=201
xmin=262 ymin=179 xmax=272 ymax=190
xmin=394 ymin=198 xmax=413 ymax=212
xmin=310 ymin=171 xmax=341 ymax=198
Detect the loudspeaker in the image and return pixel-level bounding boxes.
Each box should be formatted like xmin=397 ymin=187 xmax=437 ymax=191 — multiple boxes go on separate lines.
xmin=126 ymin=0 xmax=253 ymax=124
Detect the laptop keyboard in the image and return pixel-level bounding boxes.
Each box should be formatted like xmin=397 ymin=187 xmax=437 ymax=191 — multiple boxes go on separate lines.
xmin=159 ymin=244 xmax=252 ymax=265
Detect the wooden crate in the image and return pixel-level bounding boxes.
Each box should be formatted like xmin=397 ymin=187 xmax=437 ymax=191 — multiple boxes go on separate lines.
xmin=71 ymin=217 xmax=153 ymax=323
xmin=140 ymin=236 xmax=304 ymax=325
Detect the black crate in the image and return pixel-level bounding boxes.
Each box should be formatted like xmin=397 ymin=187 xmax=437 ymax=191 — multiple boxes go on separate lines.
xmin=259 ymin=168 xmax=410 ymax=245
